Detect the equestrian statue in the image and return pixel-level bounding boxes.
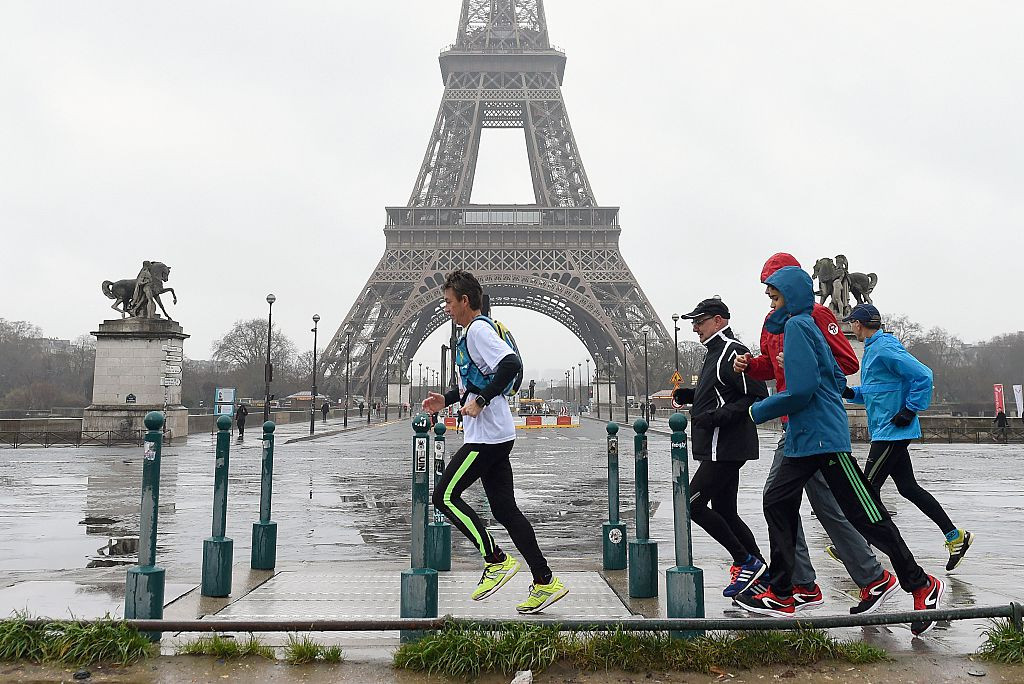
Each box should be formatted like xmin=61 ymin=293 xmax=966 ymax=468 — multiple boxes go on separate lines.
xmin=101 ymin=261 xmax=178 ymax=321
xmin=811 ymin=254 xmax=877 ymax=318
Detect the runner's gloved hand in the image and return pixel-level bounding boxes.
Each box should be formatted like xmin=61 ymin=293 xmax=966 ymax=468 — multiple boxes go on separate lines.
xmin=842 ymin=386 xmax=855 ymax=400
xmin=672 ymin=387 xmax=695 ymax=407
xmin=890 ymin=407 xmax=916 ymax=427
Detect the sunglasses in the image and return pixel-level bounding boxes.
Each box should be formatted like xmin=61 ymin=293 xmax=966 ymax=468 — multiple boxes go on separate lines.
xmin=692 ymin=316 xmax=714 ymax=326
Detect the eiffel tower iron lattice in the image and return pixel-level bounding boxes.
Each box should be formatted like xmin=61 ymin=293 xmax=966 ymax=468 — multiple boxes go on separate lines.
xmin=322 ymin=0 xmax=669 ymax=405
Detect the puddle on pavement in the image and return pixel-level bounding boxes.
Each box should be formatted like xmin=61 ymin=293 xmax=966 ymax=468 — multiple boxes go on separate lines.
xmin=0 ymin=581 xmax=195 ymax=619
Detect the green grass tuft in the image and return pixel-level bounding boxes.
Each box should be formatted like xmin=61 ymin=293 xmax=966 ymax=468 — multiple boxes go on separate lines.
xmin=394 ymin=624 xmax=887 ymax=678
xmin=283 ymin=634 xmax=344 ymax=664
xmin=977 ymin=619 xmax=1024 ymax=664
xmin=0 ymin=614 xmax=153 ymax=666
xmin=176 ymin=633 xmax=274 ymax=660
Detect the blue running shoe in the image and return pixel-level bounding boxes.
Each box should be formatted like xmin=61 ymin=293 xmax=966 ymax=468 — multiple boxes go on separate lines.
xmin=723 ymin=556 xmax=766 ymax=597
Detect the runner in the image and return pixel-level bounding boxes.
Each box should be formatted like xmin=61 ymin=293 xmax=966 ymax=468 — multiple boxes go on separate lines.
xmin=422 ymin=269 xmax=567 ymax=614
xmin=674 ymin=297 xmax=769 ymax=598
xmin=842 ymin=303 xmax=973 ymax=571
xmin=734 ymin=253 xmax=898 ymax=615
xmin=736 ymin=265 xmax=944 ymax=637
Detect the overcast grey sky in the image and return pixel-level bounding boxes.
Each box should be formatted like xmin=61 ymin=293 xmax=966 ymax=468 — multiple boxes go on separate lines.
xmin=2 ymin=1 xmax=1022 ymax=386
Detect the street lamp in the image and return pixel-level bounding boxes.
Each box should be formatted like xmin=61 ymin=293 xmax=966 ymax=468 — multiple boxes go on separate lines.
xmin=672 ymin=314 xmax=680 ymax=373
xmin=604 ymin=346 xmax=613 ymax=422
xmin=344 ymin=330 xmax=352 ymax=429
xmin=621 ymin=339 xmax=630 ymax=422
xmin=582 ymin=360 xmax=588 ymax=413
xmin=366 ymin=339 xmax=375 ymax=425
xmin=418 ymin=363 xmax=423 ymax=406
xmin=309 ymin=314 xmax=320 ymax=435
xmin=565 ymin=370 xmax=570 ymax=403
xmin=593 ymin=356 xmax=600 ymax=416
xmin=571 ymin=365 xmax=576 ymax=409
xmin=384 ymin=346 xmax=392 ymax=421
xmin=641 ymin=326 xmax=651 ymax=422
xmin=263 ymin=294 xmax=276 ymax=423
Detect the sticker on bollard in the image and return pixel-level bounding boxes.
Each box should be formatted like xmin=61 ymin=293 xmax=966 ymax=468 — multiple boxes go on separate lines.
xmin=602 ymin=422 xmax=627 ymax=571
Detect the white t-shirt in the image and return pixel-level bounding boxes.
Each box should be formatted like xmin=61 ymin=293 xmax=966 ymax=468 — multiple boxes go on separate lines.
xmin=460 ymin=320 xmax=517 ymax=444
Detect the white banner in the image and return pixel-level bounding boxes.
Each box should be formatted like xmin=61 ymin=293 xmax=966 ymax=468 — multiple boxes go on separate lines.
xmin=1014 ymin=384 xmax=1023 ymax=418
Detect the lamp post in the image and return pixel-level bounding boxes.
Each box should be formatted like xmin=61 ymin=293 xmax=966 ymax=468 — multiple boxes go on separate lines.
xmin=604 ymin=346 xmax=613 ymax=422
xmin=594 ymin=356 xmax=600 ymax=415
xmin=418 ymin=363 xmax=423 ymax=407
xmin=384 ymin=346 xmax=392 ymax=421
xmin=344 ymin=330 xmax=351 ymax=429
xmin=672 ymin=314 xmax=680 ymax=373
xmin=622 ymin=339 xmax=630 ymax=422
xmin=578 ymin=362 xmax=583 ymax=414
xmin=366 ymin=340 xmax=375 ymax=425
xmin=571 ymin=365 xmax=576 ymax=409
xmin=642 ymin=326 xmax=651 ymax=422
xmin=263 ymin=294 xmax=276 ymax=423
xmin=309 ymin=314 xmax=320 ymax=435
xmin=584 ymin=360 xmax=589 ymax=412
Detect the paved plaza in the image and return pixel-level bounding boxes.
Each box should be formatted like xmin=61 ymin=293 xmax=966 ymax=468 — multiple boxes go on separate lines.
xmin=0 ymin=417 xmax=1022 ymax=658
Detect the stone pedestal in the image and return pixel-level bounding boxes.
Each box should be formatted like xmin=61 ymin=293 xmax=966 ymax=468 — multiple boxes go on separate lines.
xmin=83 ymin=318 xmax=190 ymax=439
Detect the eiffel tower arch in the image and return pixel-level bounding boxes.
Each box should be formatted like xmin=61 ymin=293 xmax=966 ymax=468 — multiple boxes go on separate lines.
xmin=322 ymin=0 xmax=669 ymax=400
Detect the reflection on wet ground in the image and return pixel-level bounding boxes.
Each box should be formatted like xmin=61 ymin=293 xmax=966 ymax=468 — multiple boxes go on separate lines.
xmin=1 ymin=418 xmax=1022 ymax=654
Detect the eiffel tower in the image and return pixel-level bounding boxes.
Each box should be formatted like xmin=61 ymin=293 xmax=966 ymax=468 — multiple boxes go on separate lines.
xmin=322 ymin=0 xmax=669 ymax=399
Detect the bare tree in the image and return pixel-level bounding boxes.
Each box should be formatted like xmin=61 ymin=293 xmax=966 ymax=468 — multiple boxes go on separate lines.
xmin=212 ymin=318 xmax=296 ymax=370
xmin=884 ymin=313 xmax=923 ymax=347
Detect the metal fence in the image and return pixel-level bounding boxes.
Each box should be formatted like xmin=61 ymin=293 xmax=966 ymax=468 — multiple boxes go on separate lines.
xmin=0 ymin=430 xmax=172 ymax=448
xmin=851 ymin=426 xmax=1024 ymax=444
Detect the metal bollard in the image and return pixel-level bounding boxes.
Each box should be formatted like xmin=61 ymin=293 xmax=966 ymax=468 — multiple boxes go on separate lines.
xmin=628 ymin=418 xmax=658 ymax=598
xmin=251 ymin=421 xmax=277 ymax=570
xmin=125 ymin=411 xmax=166 ymax=641
xmin=400 ymin=414 xmax=439 ymax=642
xmin=665 ymin=413 xmax=705 ymax=639
xmin=202 ymin=415 xmax=234 ymax=597
xmin=426 ymin=422 xmax=452 ymax=571
xmin=602 ymin=422 xmax=628 ymax=570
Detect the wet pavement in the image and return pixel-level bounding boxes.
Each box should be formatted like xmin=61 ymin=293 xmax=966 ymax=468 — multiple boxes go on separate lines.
xmin=1 ymin=416 xmax=1022 ymax=658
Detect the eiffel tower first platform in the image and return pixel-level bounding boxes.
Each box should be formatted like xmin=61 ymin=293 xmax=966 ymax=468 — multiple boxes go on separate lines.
xmin=322 ymin=0 xmax=669 ymax=397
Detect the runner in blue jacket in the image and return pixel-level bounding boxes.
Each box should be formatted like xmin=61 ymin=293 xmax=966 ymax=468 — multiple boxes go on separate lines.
xmin=843 ymin=304 xmax=973 ymax=571
xmin=735 ymin=266 xmax=944 ymax=637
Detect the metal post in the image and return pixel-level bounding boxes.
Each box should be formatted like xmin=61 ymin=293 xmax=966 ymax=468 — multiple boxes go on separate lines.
xmin=426 ymin=422 xmax=452 ymax=570
xmin=418 ymin=363 xmax=423 ymax=408
xmin=585 ymin=359 xmax=590 ymax=413
xmin=400 ymin=414 xmax=439 ymax=642
xmin=344 ymin=331 xmax=351 ymax=429
xmin=672 ymin=314 xmax=680 ymax=373
xmin=643 ymin=329 xmax=650 ymax=422
xmin=367 ymin=341 xmax=374 ymax=425
xmin=622 ymin=340 xmax=629 ymax=422
xmin=605 ymin=346 xmax=614 ymax=422
xmin=595 ymin=357 xmax=601 ymax=417
xmin=125 ymin=411 xmax=166 ymax=641
xmin=264 ymin=294 xmax=276 ymax=423
xmin=665 ymin=413 xmax=704 ymax=638
xmin=202 ymin=415 xmax=234 ymax=597
xmin=602 ymin=422 xmax=627 ymax=570
xmin=628 ymin=418 xmax=658 ymax=598
xmin=251 ymin=421 xmax=277 ymax=570
xmin=310 ymin=314 xmax=319 ymax=435
xmin=384 ymin=347 xmax=392 ymax=421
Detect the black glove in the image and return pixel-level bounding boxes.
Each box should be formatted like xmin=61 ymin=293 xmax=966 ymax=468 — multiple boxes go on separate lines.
xmin=890 ymin=407 xmax=916 ymax=427
xmin=672 ymin=387 xmax=695 ymax=407
xmin=842 ymin=386 xmax=855 ymax=400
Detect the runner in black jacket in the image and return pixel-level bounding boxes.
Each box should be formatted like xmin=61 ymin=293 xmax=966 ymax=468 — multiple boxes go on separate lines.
xmin=675 ymin=297 xmax=769 ymax=598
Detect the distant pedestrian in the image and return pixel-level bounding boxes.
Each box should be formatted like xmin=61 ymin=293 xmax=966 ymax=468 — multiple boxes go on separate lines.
xmin=321 ymin=400 xmax=330 ymax=422
xmin=359 ymin=401 xmax=364 ymax=417
xmin=843 ymin=303 xmax=973 ymax=572
xmin=235 ymin=403 xmax=249 ymax=439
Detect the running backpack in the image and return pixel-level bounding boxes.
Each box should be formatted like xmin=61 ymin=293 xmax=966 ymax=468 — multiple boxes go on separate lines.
xmin=456 ymin=315 xmax=523 ymax=398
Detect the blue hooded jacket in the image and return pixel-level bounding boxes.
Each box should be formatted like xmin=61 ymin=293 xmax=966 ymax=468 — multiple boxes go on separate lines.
xmin=749 ymin=266 xmax=852 ymax=457
xmin=847 ymin=331 xmax=933 ymax=441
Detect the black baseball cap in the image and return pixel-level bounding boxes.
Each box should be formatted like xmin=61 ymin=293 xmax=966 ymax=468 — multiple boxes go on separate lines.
xmin=679 ymin=296 xmax=730 ymax=320
xmin=843 ymin=304 xmax=882 ymax=326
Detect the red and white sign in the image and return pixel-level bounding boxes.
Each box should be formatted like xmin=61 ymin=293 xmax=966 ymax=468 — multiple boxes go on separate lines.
xmin=993 ymin=384 xmax=1005 ymax=414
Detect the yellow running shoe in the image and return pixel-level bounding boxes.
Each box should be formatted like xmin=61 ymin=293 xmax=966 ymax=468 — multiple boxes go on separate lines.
xmin=944 ymin=529 xmax=974 ymax=571
xmin=471 ymin=555 xmax=520 ymax=601
xmin=516 ymin=576 xmax=569 ymax=614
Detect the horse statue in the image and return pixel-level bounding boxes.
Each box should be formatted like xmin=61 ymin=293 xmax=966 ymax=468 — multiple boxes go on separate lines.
xmin=101 ymin=261 xmax=177 ymax=321
xmin=811 ymin=257 xmax=839 ymax=308
xmin=848 ymin=271 xmax=878 ymax=306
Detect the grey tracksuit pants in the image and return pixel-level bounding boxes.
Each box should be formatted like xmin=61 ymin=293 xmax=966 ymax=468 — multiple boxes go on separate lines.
xmin=763 ymin=433 xmax=885 ymax=588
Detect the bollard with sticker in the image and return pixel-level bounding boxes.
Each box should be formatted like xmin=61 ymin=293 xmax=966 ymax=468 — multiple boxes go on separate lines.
xmin=202 ymin=415 xmax=234 ymax=597
xmin=400 ymin=413 xmax=439 ymax=642
xmin=251 ymin=421 xmax=277 ymax=570
xmin=426 ymin=422 xmax=452 ymax=571
xmin=628 ymin=418 xmax=658 ymax=598
xmin=124 ymin=411 xmax=166 ymax=641
xmin=602 ymin=422 xmax=628 ymax=570
xmin=665 ymin=413 xmax=705 ymax=639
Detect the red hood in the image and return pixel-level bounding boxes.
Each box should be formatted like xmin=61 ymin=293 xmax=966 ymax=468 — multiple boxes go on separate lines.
xmin=760 ymin=252 xmax=801 ymax=283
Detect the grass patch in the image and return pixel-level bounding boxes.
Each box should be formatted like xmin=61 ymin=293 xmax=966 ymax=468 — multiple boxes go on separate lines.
xmin=0 ymin=614 xmax=154 ymax=666
xmin=283 ymin=634 xmax=344 ymax=664
xmin=176 ymin=633 xmax=274 ymax=660
xmin=394 ymin=622 xmax=887 ymax=679
xmin=977 ymin=619 xmax=1024 ymax=664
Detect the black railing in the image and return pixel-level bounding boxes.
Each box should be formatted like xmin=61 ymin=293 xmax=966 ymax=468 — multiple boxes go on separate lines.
xmin=0 ymin=430 xmax=173 ymax=448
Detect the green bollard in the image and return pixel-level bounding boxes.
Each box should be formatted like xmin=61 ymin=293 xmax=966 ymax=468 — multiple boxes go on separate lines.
xmin=602 ymin=422 xmax=628 ymax=570
xmin=125 ymin=412 xmax=167 ymax=641
xmin=400 ymin=414 xmax=439 ymax=643
xmin=251 ymin=421 xmax=277 ymax=570
xmin=202 ymin=415 xmax=234 ymax=597
xmin=665 ymin=413 xmax=705 ymax=639
xmin=426 ymin=422 xmax=452 ymax=571
xmin=628 ymin=418 xmax=658 ymax=598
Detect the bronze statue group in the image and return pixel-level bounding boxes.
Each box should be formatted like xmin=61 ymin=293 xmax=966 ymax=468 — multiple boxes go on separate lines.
xmin=673 ymin=252 xmax=972 ymax=638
